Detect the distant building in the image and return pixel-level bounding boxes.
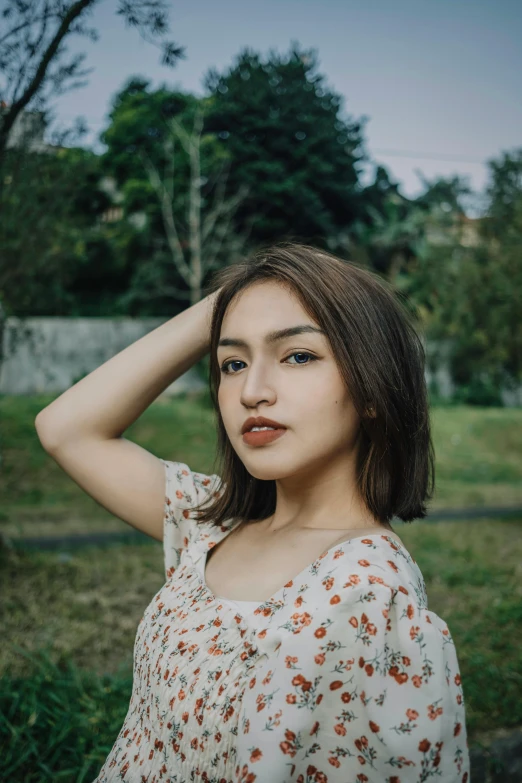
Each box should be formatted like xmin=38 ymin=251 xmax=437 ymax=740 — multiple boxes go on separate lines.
xmin=98 ymin=174 xmax=146 ymax=227
xmin=425 ymin=211 xmax=482 ymax=248
xmin=0 ymin=103 xmax=49 ymax=152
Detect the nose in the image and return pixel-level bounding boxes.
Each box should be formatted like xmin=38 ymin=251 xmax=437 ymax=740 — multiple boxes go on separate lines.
xmin=239 ymin=362 xmax=277 ymax=409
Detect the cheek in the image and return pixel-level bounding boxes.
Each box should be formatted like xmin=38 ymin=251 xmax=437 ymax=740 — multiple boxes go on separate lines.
xmin=303 ymin=368 xmax=351 ymax=411
xmin=302 ymin=380 xmax=358 ymax=437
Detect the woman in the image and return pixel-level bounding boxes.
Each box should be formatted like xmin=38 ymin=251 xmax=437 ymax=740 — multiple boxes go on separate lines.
xmin=35 ymin=243 xmax=470 ymax=782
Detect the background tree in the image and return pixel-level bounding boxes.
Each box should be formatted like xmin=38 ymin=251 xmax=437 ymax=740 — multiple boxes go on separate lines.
xmin=350 ymin=194 xmax=425 ymax=284
xmin=202 ymin=42 xmax=367 ymax=250
xmin=481 ymin=148 xmax=522 ymax=238
xmin=135 ymin=102 xmax=254 ymax=307
xmin=0 ymin=0 xmax=187 ymax=319
xmin=0 ymin=0 xmax=185 ymax=168
xmin=0 ymin=137 xmax=113 ymax=316
xmin=99 ymin=80 xmax=254 ymax=313
xmin=405 ymin=150 xmax=522 ymax=405
xmin=414 ymin=173 xmax=472 ymax=215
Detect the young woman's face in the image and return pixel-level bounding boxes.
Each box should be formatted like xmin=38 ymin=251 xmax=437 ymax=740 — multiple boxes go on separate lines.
xmin=217 ymin=281 xmax=363 ymax=483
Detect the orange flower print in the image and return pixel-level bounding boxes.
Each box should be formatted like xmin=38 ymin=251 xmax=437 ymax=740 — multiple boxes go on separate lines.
xmin=236 ymin=762 xmax=257 ymax=782
xmin=93 ymin=461 xmax=469 ymax=783
xmin=279 ymin=729 xmax=299 ymax=758
xmin=292 ymin=673 xmax=312 ymax=691
xmin=428 ymin=703 xmax=444 ymax=720
xmin=389 ymin=665 xmax=409 ymax=685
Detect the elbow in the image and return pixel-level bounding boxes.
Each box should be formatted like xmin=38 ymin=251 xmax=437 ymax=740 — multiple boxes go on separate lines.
xmin=34 ymin=412 xmax=61 ymax=452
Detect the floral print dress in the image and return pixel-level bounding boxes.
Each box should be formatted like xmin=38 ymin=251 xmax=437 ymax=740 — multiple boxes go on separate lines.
xmin=93 ymin=460 xmax=470 ymax=783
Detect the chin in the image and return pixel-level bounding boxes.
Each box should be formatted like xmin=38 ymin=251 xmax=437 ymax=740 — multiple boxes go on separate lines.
xmin=244 ymin=460 xmax=297 ymax=482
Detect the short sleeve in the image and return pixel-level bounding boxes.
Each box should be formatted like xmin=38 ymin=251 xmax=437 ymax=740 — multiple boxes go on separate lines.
xmin=160 ymin=459 xmax=222 ymax=580
xmin=234 ymin=582 xmax=470 ymax=782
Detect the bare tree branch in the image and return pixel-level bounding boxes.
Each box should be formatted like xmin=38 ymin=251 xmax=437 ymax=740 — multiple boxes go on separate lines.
xmin=142 ymin=105 xmax=252 ymax=306
xmin=0 ymin=0 xmax=94 ymax=154
xmin=0 ymin=0 xmax=186 ymax=163
xmin=139 ymin=148 xmax=193 ymax=284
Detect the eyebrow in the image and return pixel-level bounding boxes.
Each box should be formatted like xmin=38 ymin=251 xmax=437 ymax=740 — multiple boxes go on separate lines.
xmin=218 ymin=324 xmax=326 ymax=349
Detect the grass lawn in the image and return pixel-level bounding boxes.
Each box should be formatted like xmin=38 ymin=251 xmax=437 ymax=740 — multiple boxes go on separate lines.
xmin=1 ymin=393 xmax=522 ymax=539
xmin=2 ymin=515 xmax=522 ymax=735
xmin=1 ymin=393 xmax=522 ymax=779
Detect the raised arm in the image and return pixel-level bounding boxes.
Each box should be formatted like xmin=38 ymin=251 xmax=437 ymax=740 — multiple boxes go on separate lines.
xmin=34 ymin=289 xmax=220 ymax=542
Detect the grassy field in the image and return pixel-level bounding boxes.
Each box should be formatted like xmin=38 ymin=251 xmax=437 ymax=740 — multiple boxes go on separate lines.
xmin=1 ymin=516 xmax=522 ymax=779
xmin=1 ymin=393 xmax=522 ymax=779
xmin=1 ymin=393 xmax=522 ymax=539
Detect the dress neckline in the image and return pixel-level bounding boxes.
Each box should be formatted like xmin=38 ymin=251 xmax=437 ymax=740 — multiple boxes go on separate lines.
xmin=196 ymin=522 xmax=411 ymax=614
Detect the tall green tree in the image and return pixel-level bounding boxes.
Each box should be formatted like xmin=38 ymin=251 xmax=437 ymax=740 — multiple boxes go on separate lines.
xmin=482 ymin=148 xmax=522 ymax=238
xmin=414 ymin=173 xmax=472 ymax=215
xmin=0 ymin=144 xmax=114 ymax=316
xmin=99 ymin=79 xmax=252 ymax=313
xmin=202 ymin=42 xmax=367 ymax=249
xmin=406 ymin=149 xmax=522 ymax=405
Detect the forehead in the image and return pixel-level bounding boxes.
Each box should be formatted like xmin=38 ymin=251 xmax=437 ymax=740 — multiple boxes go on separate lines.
xmin=218 ymin=282 xmax=325 ymax=349
xmin=221 ymin=281 xmax=307 ymax=326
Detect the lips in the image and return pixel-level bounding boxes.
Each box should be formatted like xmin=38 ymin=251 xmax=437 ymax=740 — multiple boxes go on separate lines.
xmin=242 ymin=427 xmax=287 ymax=447
xmin=241 ymin=416 xmax=287 ymax=435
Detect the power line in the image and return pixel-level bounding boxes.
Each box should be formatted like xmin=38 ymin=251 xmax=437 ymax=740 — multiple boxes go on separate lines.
xmin=53 ymin=112 xmax=492 ymax=165
xmin=372 ymin=148 xmax=487 ymax=164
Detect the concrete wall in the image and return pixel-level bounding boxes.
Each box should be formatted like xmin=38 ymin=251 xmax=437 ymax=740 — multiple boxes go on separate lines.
xmin=0 ymin=317 xmax=206 ymax=397
xmin=0 ymin=316 xmax=520 ymax=405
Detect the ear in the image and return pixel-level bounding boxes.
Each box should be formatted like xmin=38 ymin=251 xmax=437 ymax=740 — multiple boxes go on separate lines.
xmin=364 ymin=404 xmax=377 ymax=419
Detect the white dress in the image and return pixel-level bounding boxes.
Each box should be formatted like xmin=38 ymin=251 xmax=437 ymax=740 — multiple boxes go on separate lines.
xmin=92 ymin=460 xmax=471 ymax=783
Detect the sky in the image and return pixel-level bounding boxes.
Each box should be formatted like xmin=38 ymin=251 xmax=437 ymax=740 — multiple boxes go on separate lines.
xmin=50 ymin=0 xmax=522 ymax=207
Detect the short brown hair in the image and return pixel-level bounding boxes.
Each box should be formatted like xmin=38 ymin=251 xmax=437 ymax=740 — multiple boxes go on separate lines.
xmin=193 ymin=242 xmax=435 ymax=527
